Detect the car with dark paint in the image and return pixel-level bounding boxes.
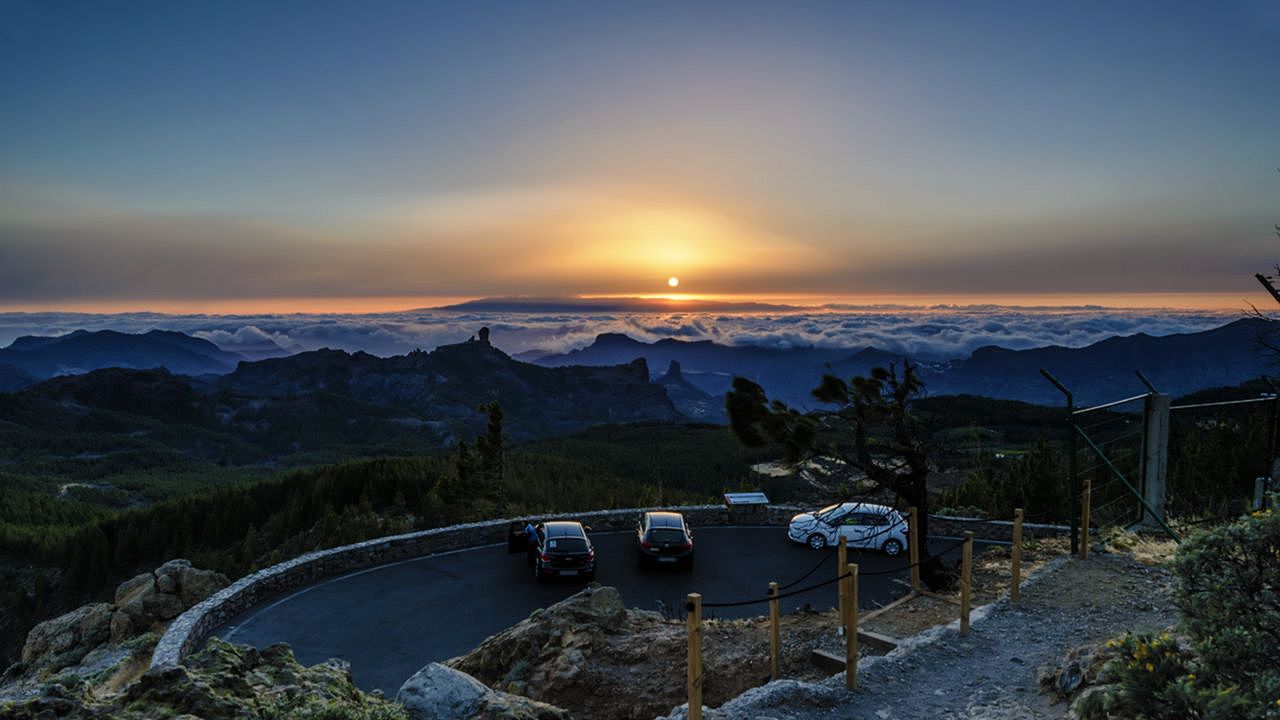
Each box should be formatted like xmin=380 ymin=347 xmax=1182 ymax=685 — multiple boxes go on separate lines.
xmin=520 ymin=520 xmax=596 ymax=581
xmin=635 ymin=511 xmax=694 ymax=569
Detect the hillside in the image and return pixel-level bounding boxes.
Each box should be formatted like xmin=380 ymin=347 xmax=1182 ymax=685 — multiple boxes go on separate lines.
xmin=0 ymin=330 xmax=243 ymax=386
xmin=220 ymin=333 xmax=683 ymax=441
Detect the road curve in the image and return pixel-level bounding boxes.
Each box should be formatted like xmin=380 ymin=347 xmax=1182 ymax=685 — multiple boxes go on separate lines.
xmin=213 ymin=526 xmax=982 ymax=693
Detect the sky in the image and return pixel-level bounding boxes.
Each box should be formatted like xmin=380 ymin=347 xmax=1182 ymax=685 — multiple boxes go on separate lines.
xmin=1 ymin=0 xmax=1278 ymax=311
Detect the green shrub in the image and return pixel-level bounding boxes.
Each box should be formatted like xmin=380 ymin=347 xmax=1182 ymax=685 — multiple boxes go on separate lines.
xmin=1174 ymin=509 xmax=1280 ymax=691
xmin=1077 ymin=510 xmax=1280 ymax=719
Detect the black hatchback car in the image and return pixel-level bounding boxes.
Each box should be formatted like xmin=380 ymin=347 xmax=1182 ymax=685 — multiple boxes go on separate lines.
xmin=529 ymin=520 xmax=596 ymax=581
xmin=636 ymin=511 xmax=694 ymax=569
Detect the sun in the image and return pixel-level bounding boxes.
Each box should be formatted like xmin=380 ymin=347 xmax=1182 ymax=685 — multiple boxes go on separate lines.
xmin=667 ymin=276 xmax=680 ymax=288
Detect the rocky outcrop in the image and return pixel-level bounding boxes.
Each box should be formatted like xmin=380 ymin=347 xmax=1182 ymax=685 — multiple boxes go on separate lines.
xmin=12 ymin=560 xmax=227 ymax=688
xmin=449 ymin=585 xmax=774 ymax=720
xmin=110 ymin=559 xmax=229 ymax=644
xmin=1 ymin=638 xmax=406 ymax=720
xmin=397 ymin=662 xmax=570 ymax=720
xmin=18 ymin=603 xmax=113 ymax=673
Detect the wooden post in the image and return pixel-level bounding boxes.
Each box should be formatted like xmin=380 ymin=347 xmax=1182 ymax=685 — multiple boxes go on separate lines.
xmin=1011 ymin=508 xmax=1023 ymax=603
xmin=687 ymin=593 xmax=702 ymax=720
xmin=1080 ymin=477 xmax=1092 ymax=560
xmin=837 ymin=534 xmax=847 ymax=620
xmin=768 ymin=582 xmax=780 ymax=681
xmin=960 ymin=531 xmax=973 ymax=637
xmin=907 ymin=506 xmax=921 ymax=593
xmin=845 ymin=563 xmax=859 ymax=690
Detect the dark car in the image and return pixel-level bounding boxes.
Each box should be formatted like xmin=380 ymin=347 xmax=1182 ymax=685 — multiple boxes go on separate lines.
xmin=529 ymin=520 xmax=596 ymax=581
xmin=635 ymin=511 xmax=694 ymax=569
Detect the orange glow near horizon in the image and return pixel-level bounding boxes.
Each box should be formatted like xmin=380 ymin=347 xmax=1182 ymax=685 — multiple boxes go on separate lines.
xmin=0 ymin=291 xmax=1254 ymax=316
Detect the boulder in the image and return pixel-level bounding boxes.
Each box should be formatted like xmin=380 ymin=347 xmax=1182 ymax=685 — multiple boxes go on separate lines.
xmin=397 ymin=662 xmax=571 ymax=720
xmin=156 ymin=559 xmax=228 ymax=608
xmin=397 ymin=663 xmax=490 ymax=720
xmin=20 ymin=603 xmax=112 ymax=673
xmin=113 ymin=573 xmax=153 ymax=606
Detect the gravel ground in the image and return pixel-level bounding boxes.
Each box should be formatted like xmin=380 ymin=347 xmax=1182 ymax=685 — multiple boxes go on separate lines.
xmin=658 ymin=551 xmax=1176 ymax=720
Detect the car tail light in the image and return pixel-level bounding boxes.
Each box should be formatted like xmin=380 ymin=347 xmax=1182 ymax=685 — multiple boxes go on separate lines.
xmin=587 ymin=549 xmax=595 ymax=561
xmin=640 ymin=540 xmax=653 ymax=549
xmin=539 ymin=552 xmax=551 ymax=562
xmin=681 ymin=542 xmax=693 ymax=550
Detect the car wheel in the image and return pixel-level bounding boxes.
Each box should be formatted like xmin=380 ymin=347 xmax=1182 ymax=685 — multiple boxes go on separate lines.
xmin=881 ymin=538 xmax=904 ymax=557
xmin=806 ymin=533 xmax=828 ymax=550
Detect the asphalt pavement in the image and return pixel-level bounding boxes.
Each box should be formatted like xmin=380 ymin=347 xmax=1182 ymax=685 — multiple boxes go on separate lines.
xmin=212 ymin=526 xmax=983 ymax=693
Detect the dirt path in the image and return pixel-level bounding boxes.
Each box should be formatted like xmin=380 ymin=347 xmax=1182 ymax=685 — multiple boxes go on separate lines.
xmin=664 ymin=551 xmax=1176 ymax=720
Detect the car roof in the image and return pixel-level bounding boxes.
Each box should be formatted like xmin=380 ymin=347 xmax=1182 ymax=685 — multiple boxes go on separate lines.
xmin=644 ymin=511 xmax=686 ymax=528
xmin=543 ymin=521 xmax=587 ymax=537
xmin=830 ymin=502 xmax=898 ymax=514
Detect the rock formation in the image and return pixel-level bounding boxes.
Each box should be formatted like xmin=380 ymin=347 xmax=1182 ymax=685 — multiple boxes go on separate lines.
xmin=397 ymin=662 xmax=569 ymax=720
xmin=8 ymin=559 xmax=228 ymax=692
xmin=1 ymin=638 xmax=405 ymax=720
xmin=449 ymin=585 xmax=774 ymax=720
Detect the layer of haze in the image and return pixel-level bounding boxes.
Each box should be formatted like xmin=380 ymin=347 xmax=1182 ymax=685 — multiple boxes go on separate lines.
xmin=1 ymin=1 xmax=1277 ymax=308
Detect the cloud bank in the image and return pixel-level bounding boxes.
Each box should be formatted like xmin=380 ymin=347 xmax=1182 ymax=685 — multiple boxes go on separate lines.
xmin=0 ymin=306 xmax=1242 ymax=362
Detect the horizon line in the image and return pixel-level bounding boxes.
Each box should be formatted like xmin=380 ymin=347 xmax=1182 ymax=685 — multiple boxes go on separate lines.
xmin=0 ymin=291 xmax=1257 ymax=316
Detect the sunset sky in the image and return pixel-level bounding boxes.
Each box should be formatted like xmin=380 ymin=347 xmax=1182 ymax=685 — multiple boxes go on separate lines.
xmin=1 ymin=1 xmax=1277 ymax=312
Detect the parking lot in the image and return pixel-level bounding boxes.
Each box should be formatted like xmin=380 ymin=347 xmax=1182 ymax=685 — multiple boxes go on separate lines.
xmin=213 ymin=526 xmax=985 ymax=693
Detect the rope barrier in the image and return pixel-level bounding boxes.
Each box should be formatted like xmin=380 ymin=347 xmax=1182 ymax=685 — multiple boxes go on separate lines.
xmin=856 ymin=538 xmax=968 ymax=576
xmin=701 ymin=538 xmax=967 ymax=604
xmin=777 ymin=548 xmax=833 ymax=591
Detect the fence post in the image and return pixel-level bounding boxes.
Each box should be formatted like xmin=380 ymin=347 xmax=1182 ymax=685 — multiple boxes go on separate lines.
xmin=1011 ymin=508 xmax=1023 ymax=603
xmin=1081 ymin=477 xmax=1091 ymax=560
xmin=1140 ymin=393 xmax=1171 ymax=530
xmin=768 ymin=582 xmax=780 ymax=681
xmin=687 ymin=593 xmax=702 ymax=720
xmin=908 ymin=506 xmax=921 ymax=593
xmin=960 ymin=531 xmax=973 ymax=637
xmin=837 ymin=535 xmax=847 ymax=620
xmin=845 ymin=563 xmax=858 ymax=690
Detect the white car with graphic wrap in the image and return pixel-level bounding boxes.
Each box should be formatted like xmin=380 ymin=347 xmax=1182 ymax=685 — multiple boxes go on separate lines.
xmin=787 ymin=502 xmax=908 ymax=556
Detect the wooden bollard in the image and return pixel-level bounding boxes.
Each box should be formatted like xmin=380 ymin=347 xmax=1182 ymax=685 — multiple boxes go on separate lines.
xmin=768 ymin=582 xmax=780 ymax=681
xmin=1011 ymin=508 xmax=1023 ymax=603
xmin=1080 ymin=477 xmax=1092 ymax=560
xmin=687 ymin=593 xmax=702 ymax=720
xmin=845 ymin=563 xmax=859 ymax=690
xmin=960 ymin=531 xmax=973 ymax=636
xmin=907 ymin=506 xmax=921 ymax=593
xmin=837 ymin=535 xmax=847 ymax=618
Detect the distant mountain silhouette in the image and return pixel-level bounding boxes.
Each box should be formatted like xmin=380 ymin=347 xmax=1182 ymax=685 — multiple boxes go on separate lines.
xmin=0 ymin=330 xmax=243 ymax=387
xmin=531 ymin=333 xmax=884 ymax=408
xmin=438 ymin=296 xmax=797 ymax=313
xmin=220 ymin=331 xmax=682 ymax=440
xmin=927 ymin=317 xmax=1276 ymax=405
xmin=527 ymin=319 xmax=1277 ymax=407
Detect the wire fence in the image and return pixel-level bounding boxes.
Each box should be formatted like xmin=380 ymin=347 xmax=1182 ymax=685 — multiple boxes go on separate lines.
xmin=1075 ymin=396 xmax=1147 ymax=532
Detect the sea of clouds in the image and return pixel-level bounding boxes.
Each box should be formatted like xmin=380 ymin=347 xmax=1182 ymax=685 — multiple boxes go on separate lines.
xmin=0 ymin=305 xmax=1244 ymax=361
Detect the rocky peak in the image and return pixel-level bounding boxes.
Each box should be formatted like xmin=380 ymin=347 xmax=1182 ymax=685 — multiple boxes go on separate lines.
xmin=659 ymin=360 xmax=683 ymax=382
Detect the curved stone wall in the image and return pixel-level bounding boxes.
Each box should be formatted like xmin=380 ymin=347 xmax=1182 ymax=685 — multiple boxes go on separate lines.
xmin=150 ymin=504 xmax=1067 ymax=669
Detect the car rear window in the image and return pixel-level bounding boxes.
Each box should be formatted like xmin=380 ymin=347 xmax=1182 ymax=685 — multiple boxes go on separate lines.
xmin=648 ymin=528 xmax=686 ymax=543
xmin=547 ymin=537 xmax=588 ymax=553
